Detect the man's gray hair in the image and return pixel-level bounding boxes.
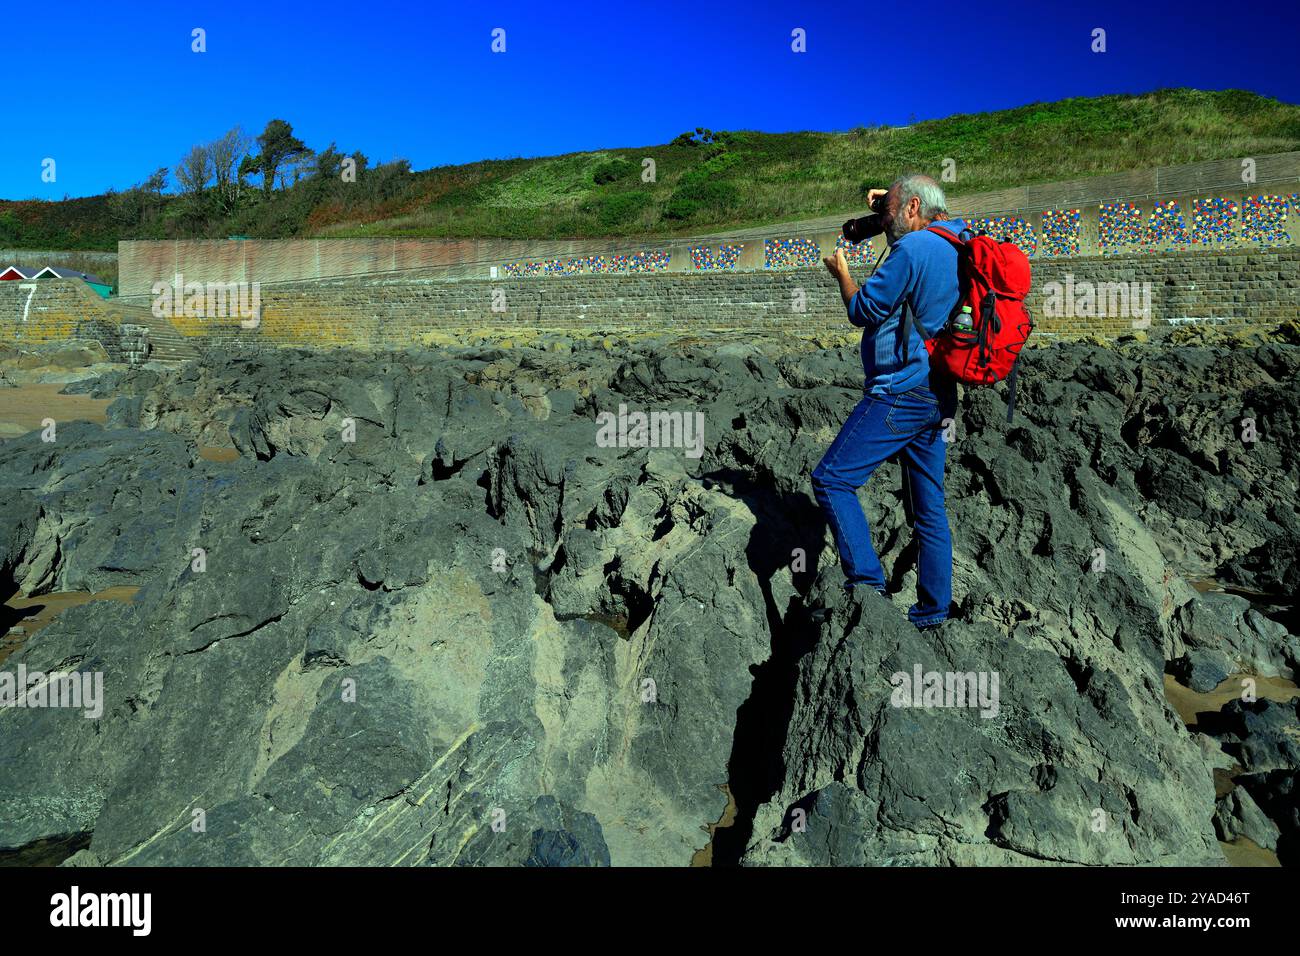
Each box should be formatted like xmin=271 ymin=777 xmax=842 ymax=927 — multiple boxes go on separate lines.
xmin=891 ymin=173 xmax=949 ymax=220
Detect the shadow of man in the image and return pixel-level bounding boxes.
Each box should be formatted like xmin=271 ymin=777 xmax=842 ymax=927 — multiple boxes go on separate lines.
xmin=702 ymin=460 xmax=917 ymax=864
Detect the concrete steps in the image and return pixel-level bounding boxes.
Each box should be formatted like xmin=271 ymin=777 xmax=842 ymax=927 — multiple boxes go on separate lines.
xmin=103 ymin=300 xmax=201 ymax=363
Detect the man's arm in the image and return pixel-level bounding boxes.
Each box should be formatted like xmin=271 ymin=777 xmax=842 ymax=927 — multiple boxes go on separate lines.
xmin=823 ymin=243 xmax=911 ymax=329
xmin=823 ymin=249 xmax=860 ymax=306
xmin=822 ymin=188 xmax=888 ymax=311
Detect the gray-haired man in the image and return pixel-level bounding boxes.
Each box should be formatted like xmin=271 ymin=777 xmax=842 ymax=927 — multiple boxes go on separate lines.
xmin=813 ymin=174 xmax=969 ymax=629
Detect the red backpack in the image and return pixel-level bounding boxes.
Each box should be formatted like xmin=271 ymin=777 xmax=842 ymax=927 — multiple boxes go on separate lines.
xmin=903 ymin=226 xmax=1034 ymax=421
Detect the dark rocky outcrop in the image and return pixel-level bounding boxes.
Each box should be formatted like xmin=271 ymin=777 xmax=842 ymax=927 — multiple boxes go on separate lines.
xmin=0 ymin=334 xmax=1296 ymax=866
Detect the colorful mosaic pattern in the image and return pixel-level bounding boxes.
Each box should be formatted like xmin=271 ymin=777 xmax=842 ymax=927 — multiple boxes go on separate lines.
xmin=835 ymin=234 xmax=879 ymax=265
xmin=1241 ymin=195 xmax=1290 ymax=247
xmin=1040 ymin=209 xmax=1081 ymax=258
xmin=968 ymin=216 xmax=1036 ymax=256
xmin=1098 ymin=202 xmax=1143 ymax=254
xmin=764 ymin=237 xmax=821 ymax=269
xmin=503 ymin=250 xmax=670 ymax=277
xmin=627 ymin=250 xmax=671 ymax=272
xmin=690 ymin=244 xmax=744 ymax=270
xmin=503 ymin=261 xmax=542 ymax=278
xmin=1145 ymin=200 xmax=1190 ymax=248
xmin=500 ymin=196 xmax=1294 ymax=278
xmin=1191 ymin=198 xmax=1239 ymax=247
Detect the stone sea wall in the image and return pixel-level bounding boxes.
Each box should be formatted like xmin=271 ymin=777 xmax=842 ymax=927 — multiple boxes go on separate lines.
xmin=109 ymin=247 xmax=1300 ymax=351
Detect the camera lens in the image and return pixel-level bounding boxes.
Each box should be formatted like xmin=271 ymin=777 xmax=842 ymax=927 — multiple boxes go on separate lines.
xmin=843 ymin=215 xmax=885 ymax=244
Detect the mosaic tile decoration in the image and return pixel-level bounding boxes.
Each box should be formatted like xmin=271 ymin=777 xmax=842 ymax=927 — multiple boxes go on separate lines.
xmin=1191 ymin=197 xmax=1239 ymax=247
xmin=503 ymin=249 xmax=670 ymax=277
xmin=1240 ymin=194 xmax=1290 ymax=247
xmin=968 ymin=216 xmax=1037 ymax=256
xmin=1098 ymin=202 xmax=1143 ymax=254
xmin=627 ymin=250 xmax=672 ymax=272
xmin=764 ymin=237 xmax=822 ymax=269
xmin=690 ymin=244 xmax=745 ymax=270
xmin=1040 ymin=208 xmax=1081 ymax=258
xmin=834 ymin=234 xmax=879 ymax=266
xmin=1145 ymin=199 xmax=1191 ymax=248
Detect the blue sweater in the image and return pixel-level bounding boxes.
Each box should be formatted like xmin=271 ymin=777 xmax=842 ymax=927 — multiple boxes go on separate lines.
xmin=846 ymin=218 xmax=970 ymax=395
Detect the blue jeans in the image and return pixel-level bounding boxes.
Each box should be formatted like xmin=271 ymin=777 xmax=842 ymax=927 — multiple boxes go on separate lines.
xmin=811 ymin=383 xmax=956 ymax=627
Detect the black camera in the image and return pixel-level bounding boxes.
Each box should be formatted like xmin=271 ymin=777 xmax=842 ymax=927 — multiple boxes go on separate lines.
xmin=842 ymin=191 xmax=889 ymax=244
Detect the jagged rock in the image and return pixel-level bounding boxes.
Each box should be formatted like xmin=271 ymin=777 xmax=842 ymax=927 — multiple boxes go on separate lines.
xmin=0 ymin=336 xmax=1296 ymax=866
xmin=1169 ymin=590 xmax=1300 ymax=689
xmin=1236 ymin=770 xmax=1297 ymax=864
xmin=738 ymin=592 xmax=1222 ymax=866
xmin=1214 ymin=787 xmax=1281 ymax=850
xmin=1202 ymin=698 xmax=1300 ymax=775
xmin=1169 ymin=648 xmax=1232 ymax=693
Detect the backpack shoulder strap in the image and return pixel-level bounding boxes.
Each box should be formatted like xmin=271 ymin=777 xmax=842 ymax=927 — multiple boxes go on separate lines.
xmin=902 ymin=227 xmax=965 ymax=360
xmin=925 ymin=225 xmax=965 ymax=248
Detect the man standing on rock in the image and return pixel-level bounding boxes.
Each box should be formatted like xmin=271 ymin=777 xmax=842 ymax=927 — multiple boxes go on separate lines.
xmin=812 ymin=173 xmax=967 ymax=630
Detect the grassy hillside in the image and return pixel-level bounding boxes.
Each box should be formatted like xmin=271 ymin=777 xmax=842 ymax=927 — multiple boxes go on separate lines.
xmin=3 ymin=88 xmax=1298 ymax=251
xmin=0 ymin=195 xmax=120 ymax=251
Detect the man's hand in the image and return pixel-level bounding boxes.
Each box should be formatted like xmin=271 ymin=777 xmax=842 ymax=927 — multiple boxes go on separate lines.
xmin=822 ymin=248 xmax=850 ymax=280
xmin=823 ymin=248 xmax=859 ymax=307
xmin=865 ymin=188 xmax=888 ymax=208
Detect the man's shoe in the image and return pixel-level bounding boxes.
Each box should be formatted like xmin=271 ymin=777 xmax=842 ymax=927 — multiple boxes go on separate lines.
xmin=810 ymin=584 xmax=886 ymax=624
xmin=809 ymin=598 xmax=840 ymax=625
xmin=911 ymin=601 xmax=957 ymax=632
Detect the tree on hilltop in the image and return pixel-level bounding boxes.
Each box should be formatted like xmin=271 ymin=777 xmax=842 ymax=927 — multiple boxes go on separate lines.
xmin=175 ymin=145 xmax=213 ymax=198
xmin=237 ymin=154 xmax=261 ymax=191
xmin=284 ymin=148 xmax=317 ymax=187
xmin=209 ymin=126 xmax=252 ymax=212
xmin=251 ymin=119 xmax=308 ymax=196
xmin=314 ymin=142 xmax=345 ymax=179
xmin=142 ymin=167 xmax=168 ymax=197
xmin=107 ymin=166 xmax=170 ymax=229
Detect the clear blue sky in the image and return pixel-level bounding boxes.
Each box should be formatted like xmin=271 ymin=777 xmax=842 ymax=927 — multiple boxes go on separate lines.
xmin=2 ymin=0 xmax=1296 ymax=200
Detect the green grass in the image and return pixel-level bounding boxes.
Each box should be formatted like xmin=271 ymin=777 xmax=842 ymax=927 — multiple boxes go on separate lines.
xmin=3 ymin=88 xmax=1299 ymax=250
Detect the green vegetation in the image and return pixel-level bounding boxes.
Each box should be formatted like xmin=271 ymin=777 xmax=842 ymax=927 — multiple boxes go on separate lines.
xmin=2 ymin=89 xmax=1298 ymax=250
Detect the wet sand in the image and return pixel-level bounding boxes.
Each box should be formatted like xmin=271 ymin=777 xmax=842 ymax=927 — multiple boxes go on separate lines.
xmin=1163 ymin=673 xmax=1296 ymax=868
xmin=0 ymin=382 xmax=111 ymax=437
xmin=1163 ymin=673 xmax=1300 ymax=729
xmin=1219 ymin=836 xmax=1283 ymax=867
xmin=690 ymin=784 xmax=738 ymax=867
xmin=197 ymin=444 xmax=241 ymax=462
xmin=3 ymin=381 xmax=242 ymax=463
xmin=1 ymin=587 xmax=140 ymax=664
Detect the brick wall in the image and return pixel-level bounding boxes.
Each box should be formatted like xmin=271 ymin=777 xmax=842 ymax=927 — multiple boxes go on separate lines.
xmin=113 ymin=247 xmax=1300 ymax=352
xmin=117 ymin=237 xmax=632 ymax=298
xmin=0 ymin=280 xmax=125 ymax=354
xmin=116 ymin=152 xmax=1300 ymax=292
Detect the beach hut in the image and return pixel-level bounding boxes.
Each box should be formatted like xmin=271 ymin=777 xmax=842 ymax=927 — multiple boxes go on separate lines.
xmin=28 ymin=266 xmax=112 ymax=298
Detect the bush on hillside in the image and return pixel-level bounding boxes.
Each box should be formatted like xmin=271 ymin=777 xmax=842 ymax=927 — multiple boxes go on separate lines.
xmin=591 ymin=191 xmax=652 ymax=228
xmin=592 ymin=158 xmax=637 ymax=185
